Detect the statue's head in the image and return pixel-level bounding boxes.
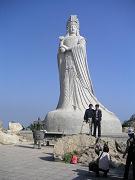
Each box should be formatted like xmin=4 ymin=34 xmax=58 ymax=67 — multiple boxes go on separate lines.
xmin=66 ymin=15 xmax=79 ymax=36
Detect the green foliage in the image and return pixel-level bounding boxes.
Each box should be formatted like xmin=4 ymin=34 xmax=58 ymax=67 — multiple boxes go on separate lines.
xmin=63 ymin=150 xmax=78 ymax=163
xmin=29 ymin=122 xmax=43 ymax=131
xmin=72 ymin=150 xmax=78 ymax=155
xmin=130 ymin=114 xmax=135 ymax=121
xmin=63 ymin=153 xmax=72 ymax=163
xmin=122 ymin=120 xmax=133 ymax=127
xmin=122 ymin=113 xmax=135 ymax=128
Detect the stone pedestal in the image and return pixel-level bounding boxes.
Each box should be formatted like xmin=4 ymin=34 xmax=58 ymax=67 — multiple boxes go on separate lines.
xmin=45 ymin=109 xmax=122 ymax=135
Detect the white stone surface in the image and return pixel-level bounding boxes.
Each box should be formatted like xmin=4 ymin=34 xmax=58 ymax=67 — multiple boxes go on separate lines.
xmin=0 ymin=130 xmax=19 ymax=144
xmin=9 ymin=122 xmax=23 ymax=134
xmin=45 ymin=15 xmax=122 ymax=135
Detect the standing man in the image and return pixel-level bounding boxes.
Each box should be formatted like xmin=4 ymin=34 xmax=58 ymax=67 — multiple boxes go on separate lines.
xmin=93 ymin=104 xmax=102 ymax=138
xmin=123 ymin=128 xmax=135 ymax=180
xmin=84 ymin=104 xmax=94 ymax=135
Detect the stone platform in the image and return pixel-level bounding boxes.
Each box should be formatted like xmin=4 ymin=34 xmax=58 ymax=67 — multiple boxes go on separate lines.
xmin=45 ymin=109 xmax=122 ymax=135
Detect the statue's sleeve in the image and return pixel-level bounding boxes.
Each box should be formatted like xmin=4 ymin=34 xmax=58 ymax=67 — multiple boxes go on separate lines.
xmin=78 ymin=37 xmax=86 ymax=47
xmin=71 ymin=37 xmax=95 ymax=95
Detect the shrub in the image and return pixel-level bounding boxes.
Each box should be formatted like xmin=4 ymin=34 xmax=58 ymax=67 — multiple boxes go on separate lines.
xmin=63 ymin=152 xmax=72 ymax=163
xmin=63 ymin=150 xmax=78 ymax=163
xmin=72 ymin=150 xmax=78 ymax=155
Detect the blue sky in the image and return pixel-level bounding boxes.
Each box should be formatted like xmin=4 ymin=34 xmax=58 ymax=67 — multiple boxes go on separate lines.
xmin=0 ymin=0 xmax=135 ymax=127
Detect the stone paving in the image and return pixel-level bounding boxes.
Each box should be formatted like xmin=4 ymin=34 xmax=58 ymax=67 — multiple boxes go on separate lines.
xmin=0 ymin=143 xmax=132 ymax=180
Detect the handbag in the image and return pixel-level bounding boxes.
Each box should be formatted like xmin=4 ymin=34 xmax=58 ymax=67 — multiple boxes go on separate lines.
xmin=89 ymin=152 xmax=103 ymax=172
xmin=89 ymin=161 xmax=98 ymax=172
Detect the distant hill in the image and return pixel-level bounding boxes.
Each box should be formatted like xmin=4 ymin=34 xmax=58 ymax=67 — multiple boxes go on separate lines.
xmin=122 ymin=114 xmax=135 ymax=128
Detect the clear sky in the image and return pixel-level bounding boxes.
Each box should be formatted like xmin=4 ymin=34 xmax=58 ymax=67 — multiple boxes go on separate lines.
xmin=0 ymin=0 xmax=135 ymax=127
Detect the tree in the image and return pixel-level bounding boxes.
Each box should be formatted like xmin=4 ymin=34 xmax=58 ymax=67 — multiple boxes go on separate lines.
xmin=122 ymin=113 xmax=135 ymax=127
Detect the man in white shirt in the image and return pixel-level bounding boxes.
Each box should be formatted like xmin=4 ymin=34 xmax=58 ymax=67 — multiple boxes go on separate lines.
xmin=96 ymin=144 xmax=110 ymax=177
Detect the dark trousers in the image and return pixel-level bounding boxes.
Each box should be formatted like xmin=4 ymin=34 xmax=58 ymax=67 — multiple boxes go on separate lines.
xmin=124 ymin=153 xmax=135 ymax=179
xmin=96 ymin=168 xmax=109 ymax=177
xmin=93 ymin=121 xmax=101 ymax=137
xmin=88 ymin=118 xmax=93 ymax=135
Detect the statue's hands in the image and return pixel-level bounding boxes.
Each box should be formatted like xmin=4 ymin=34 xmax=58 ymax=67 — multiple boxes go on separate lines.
xmin=60 ymin=45 xmax=70 ymax=52
xmin=60 ymin=47 xmax=66 ymax=53
xmin=65 ymin=47 xmax=71 ymax=51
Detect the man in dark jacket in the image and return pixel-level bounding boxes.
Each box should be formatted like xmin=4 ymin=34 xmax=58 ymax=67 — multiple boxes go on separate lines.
xmin=123 ymin=128 xmax=135 ymax=180
xmin=84 ymin=104 xmax=94 ymax=135
xmin=93 ymin=104 xmax=102 ymax=137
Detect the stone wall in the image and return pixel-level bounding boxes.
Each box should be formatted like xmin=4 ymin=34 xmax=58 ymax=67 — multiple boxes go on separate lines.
xmin=18 ymin=131 xmax=33 ymax=141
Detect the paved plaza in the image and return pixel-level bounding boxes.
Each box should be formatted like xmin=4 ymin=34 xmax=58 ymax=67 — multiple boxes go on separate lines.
xmin=0 ymin=143 xmax=131 ymax=180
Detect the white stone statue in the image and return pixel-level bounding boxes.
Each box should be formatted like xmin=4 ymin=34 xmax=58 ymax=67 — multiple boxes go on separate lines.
xmin=45 ymin=15 xmax=122 ymax=135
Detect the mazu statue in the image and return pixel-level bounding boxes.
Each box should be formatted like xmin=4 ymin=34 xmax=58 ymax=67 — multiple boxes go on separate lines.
xmin=44 ymin=15 xmax=122 ymax=135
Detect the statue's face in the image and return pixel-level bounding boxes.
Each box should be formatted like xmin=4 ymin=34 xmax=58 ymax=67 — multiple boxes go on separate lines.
xmin=69 ymin=24 xmax=77 ymax=35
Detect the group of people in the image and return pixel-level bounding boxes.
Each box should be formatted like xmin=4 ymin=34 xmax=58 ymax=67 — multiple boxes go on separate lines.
xmin=84 ymin=104 xmax=135 ymax=179
xmin=84 ymin=103 xmax=102 ymax=137
xmin=89 ymin=128 xmax=135 ymax=179
xmin=31 ymin=108 xmax=135 ymax=179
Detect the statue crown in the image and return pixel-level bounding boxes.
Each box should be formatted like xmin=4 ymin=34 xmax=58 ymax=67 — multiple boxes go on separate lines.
xmin=66 ymin=15 xmax=79 ymax=31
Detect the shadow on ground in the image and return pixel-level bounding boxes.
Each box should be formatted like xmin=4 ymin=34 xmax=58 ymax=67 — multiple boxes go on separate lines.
xmin=72 ymin=169 xmax=124 ymax=180
xmin=43 ymin=152 xmax=54 ymax=155
xmin=15 ymin=144 xmax=53 ymax=149
xmin=39 ymin=156 xmax=55 ymax=162
xmin=15 ymin=145 xmax=34 ymax=149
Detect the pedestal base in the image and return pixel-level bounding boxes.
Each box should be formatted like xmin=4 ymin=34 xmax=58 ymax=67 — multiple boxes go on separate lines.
xmin=44 ymin=109 xmax=122 ymax=135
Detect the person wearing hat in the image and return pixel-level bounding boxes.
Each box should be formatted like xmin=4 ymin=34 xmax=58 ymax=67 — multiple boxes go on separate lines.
xmin=84 ymin=104 xmax=94 ymax=135
xmin=93 ymin=104 xmax=102 ymax=137
xmin=123 ymin=128 xmax=135 ymax=180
